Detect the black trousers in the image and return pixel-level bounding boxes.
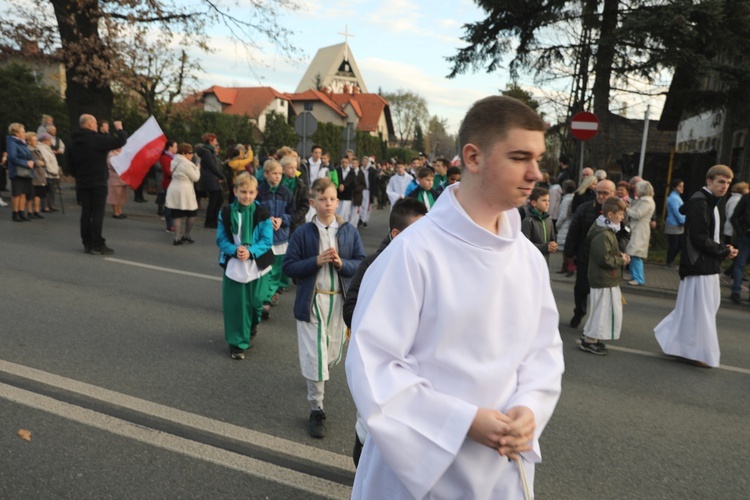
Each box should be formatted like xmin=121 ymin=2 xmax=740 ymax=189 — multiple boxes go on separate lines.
xmin=573 ymin=262 xmax=590 ymax=318
xmin=205 ymin=190 xmax=223 ymax=227
xmin=666 ymin=233 xmax=683 ymax=265
xmin=77 ymin=185 xmax=108 ymax=249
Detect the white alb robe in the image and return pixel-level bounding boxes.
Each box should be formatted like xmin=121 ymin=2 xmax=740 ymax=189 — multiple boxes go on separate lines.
xmin=386 ymin=173 xmax=413 ymax=209
xmin=297 ymin=217 xmax=346 ymax=382
xmin=654 ymin=205 xmax=723 ymax=367
xmin=583 ymin=286 xmax=623 ymax=341
xmin=346 ymin=184 xmax=565 ymax=500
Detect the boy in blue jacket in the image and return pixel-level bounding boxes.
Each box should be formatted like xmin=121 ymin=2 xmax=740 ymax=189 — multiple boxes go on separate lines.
xmin=257 ymin=159 xmax=295 ymax=318
xmin=282 ymin=177 xmax=366 ymax=439
xmin=216 ymin=173 xmax=274 ymax=360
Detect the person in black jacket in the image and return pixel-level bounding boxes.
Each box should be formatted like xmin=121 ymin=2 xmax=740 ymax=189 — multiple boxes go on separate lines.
xmin=69 ymin=115 xmax=127 ymax=254
xmin=195 ymin=133 xmax=226 ymax=228
xmin=730 ymin=191 xmax=750 ymax=303
xmin=280 ymin=155 xmax=309 ymax=234
xmin=565 ymin=180 xmax=631 ymax=327
xmin=342 ymin=197 xmax=426 ymax=466
xmin=654 ymin=165 xmax=738 ymax=368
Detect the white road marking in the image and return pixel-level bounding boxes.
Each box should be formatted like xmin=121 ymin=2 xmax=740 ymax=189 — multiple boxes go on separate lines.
xmin=574 ymin=342 xmax=750 ymax=375
xmin=0 ymin=382 xmax=351 ymax=499
xmin=104 ymin=258 xmax=222 ymax=281
xmin=0 ymin=360 xmax=355 ymax=474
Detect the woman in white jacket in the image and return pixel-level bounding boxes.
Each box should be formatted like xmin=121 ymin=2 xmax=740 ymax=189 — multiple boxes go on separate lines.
xmin=165 ymin=143 xmax=201 ymax=245
xmin=626 ymin=181 xmax=656 ymax=285
xmin=555 ymin=179 xmax=577 ymax=275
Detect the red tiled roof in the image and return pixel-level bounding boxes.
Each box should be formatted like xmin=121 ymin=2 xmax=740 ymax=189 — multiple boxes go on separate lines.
xmin=289 ymin=89 xmax=348 ymax=118
xmin=178 ymin=86 xmax=296 ymax=117
xmin=330 ymin=93 xmax=389 ymax=132
xmin=209 ymin=86 xmax=238 ymax=105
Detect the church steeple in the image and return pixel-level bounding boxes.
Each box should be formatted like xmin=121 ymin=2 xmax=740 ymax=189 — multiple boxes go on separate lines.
xmin=295 ymin=37 xmax=368 ymax=94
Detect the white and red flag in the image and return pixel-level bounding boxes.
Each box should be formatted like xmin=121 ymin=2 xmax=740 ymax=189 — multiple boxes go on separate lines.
xmin=111 ymin=116 xmax=167 ymax=189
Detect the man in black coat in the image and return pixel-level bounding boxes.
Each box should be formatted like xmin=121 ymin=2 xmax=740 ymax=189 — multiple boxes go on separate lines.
xmin=730 ymin=191 xmax=750 ymax=303
xmin=69 ymin=114 xmax=127 ymax=254
xmin=564 ymin=180 xmax=631 ymax=327
xmin=195 ymin=133 xmax=226 ymax=228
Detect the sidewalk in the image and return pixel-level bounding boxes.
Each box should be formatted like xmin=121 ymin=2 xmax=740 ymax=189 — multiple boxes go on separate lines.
xmin=548 ymin=253 xmax=749 ymax=312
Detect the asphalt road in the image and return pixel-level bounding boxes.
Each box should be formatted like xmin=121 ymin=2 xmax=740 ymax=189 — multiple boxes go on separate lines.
xmin=1 ymin=190 xmax=748 ymax=499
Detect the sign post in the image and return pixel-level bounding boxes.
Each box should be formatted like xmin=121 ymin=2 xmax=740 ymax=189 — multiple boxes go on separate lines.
xmin=295 ymin=111 xmax=318 ymax=159
xmin=570 ymin=112 xmax=599 ymax=182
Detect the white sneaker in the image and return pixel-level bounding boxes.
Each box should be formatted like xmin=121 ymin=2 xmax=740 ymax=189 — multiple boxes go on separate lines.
xmin=0 ymin=198 xmax=8 ymax=207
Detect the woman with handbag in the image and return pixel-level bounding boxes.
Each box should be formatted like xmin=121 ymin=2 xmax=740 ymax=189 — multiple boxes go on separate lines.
xmin=6 ymin=123 xmax=35 ymax=222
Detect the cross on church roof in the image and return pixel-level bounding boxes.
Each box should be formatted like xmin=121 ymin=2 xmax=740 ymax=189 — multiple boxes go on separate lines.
xmin=338 ymin=25 xmax=354 ymax=61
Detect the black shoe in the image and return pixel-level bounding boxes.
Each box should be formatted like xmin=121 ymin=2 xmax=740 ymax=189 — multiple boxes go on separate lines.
xmin=250 ymin=324 xmax=258 ymax=339
xmin=19 ymin=213 xmax=30 ymax=221
xmin=580 ymin=340 xmax=608 ymax=356
xmin=353 ymin=433 xmax=363 ymax=467
xmin=92 ymin=245 xmax=114 ymax=255
xmin=261 ymin=303 xmax=271 ymax=320
xmin=12 ymin=212 xmax=21 ymax=222
xmin=33 ymin=212 xmax=44 ymax=219
xmin=362 ymin=222 xmax=367 ymax=227
xmin=564 ymin=270 xmax=575 ymax=277
xmin=134 ymin=198 xmax=147 ymax=203
xmin=113 ymin=214 xmax=127 ymax=219
xmin=229 ymin=346 xmax=245 ymax=360
xmin=181 ymin=236 xmax=195 ymax=244
xmin=308 ymin=409 xmax=327 ymax=438
xmin=173 ymin=239 xmax=183 ymax=246
xmin=570 ymin=314 xmax=582 ymax=328
xmin=731 ymin=293 xmax=741 ymax=304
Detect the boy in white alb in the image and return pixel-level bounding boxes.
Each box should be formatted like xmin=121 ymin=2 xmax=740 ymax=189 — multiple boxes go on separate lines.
xmin=346 ymin=96 xmax=564 ymax=499
xmin=385 ymin=162 xmax=413 ymax=210
xmin=283 ymin=177 xmax=366 ymax=438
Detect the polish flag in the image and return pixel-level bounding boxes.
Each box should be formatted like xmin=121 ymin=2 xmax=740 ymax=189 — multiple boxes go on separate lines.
xmin=111 ymin=116 xmax=167 ymax=189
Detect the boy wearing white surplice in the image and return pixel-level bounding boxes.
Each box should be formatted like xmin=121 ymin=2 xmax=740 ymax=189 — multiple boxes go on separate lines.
xmin=283 ymin=177 xmax=366 ymax=439
xmin=346 ymin=96 xmax=564 ymax=499
xmin=654 ymin=165 xmax=738 ymax=368
xmin=580 ymin=197 xmax=631 ymax=355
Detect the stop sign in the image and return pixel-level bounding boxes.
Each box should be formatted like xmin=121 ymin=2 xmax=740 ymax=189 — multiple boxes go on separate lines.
xmin=570 ymin=112 xmax=599 ymax=141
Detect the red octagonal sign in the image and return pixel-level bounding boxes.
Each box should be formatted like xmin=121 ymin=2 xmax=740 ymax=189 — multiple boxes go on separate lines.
xmin=570 ymin=112 xmax=599 ymax=141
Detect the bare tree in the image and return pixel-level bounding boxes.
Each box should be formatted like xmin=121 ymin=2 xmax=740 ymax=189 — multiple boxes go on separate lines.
xmin=382 ymin=89 xmax=429 ymax=148
xmin=0 ymin=0 xmax=300 ymax=129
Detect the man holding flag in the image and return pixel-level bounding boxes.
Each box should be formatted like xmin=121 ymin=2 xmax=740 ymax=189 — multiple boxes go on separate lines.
xmin=70 ymin=115 xmax=128 ymax=255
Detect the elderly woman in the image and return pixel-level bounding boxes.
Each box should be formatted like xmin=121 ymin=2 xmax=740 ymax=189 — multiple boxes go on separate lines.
xmin=38 ymin=132 xmax=61 ymax=212
xmin=26 ymin=132 xmax=47 ymax=219
xmin=165 ymin=143 xmax=201 ymax=245
xmin=6 ymin=123 xmax=35 ymax=222
xmin=555 ymin=179 xmax=577 ymax=275
xmin=626 ymin=180 xmax=656 ymax=285
xmin=571 ymin=174 xmax=597 ymax=213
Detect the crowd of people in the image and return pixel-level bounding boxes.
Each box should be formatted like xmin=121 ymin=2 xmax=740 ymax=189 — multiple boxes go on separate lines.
xmin=3 ymin=98 xmax=750 ymax=498
xmin=516 ymin=159 xmax=747 ymax=368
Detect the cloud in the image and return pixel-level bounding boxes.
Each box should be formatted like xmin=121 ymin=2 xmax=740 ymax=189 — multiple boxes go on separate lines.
xmin=362 ymin=57 xmax=492 ymax=131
